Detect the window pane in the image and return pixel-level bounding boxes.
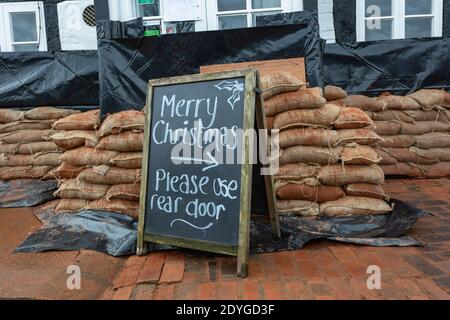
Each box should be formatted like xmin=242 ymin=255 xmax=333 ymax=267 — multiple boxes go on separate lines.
xmin=139 ymin=0 xmax=160 ymax=17
xmin=165 ymin=21 xmax=195 ymax=34
xmin=405 ymin=0 xmax=432 ymax=15
xmin=365 ymin=18 xmax=393 ymax=40
xmin=218 ymin=0 xmax=246 ymax=12
xmin=405 ymin=17 xmax=433 ymax=38
xmin=13 ymin=43 xmax=38 ymax=52
xmin=252 ymin=11 xmax=282 ymax=25
xmin=252 ymin=0 xmax=281 ymax=9
xmin=10 ymin=12 xmax=37 ymax=42
xmin=218 ymin=15 xmax=247 ymax=30
xmin=303 ymin=0 xmax=318 ymax=12
xmin=365 ymin=0 xmax=392 ymax=17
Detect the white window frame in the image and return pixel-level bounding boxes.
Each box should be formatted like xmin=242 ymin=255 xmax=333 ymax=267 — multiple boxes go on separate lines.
xmin=207 ymin=0 xmax=297 ymax=30
xmin=0 ymin=1 xmax=47 ymax=52
xmin=356 ymin=0 xmax=443 ymax=42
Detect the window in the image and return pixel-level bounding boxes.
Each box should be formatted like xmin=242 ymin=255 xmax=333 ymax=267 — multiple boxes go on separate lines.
xmin=356 ymin=0 xmax=443 ymax=41
xmin=136 ymin=0 xmax=197 ymax=35
xmin=209 ymin=0 xmax=293 ymax=30
xmin=0 ymin=1 xmax=47 ymax=52
xmin=303 ymin=0 xmax=318 ymax=12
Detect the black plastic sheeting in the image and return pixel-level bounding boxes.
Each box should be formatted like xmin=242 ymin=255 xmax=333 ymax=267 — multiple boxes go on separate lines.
xmin=0 ymin=51 xmax=99 ymax=108
xmin=16 ymin=211 xmax=139 ymax=257
xmin=97 ymin=18 xmax=144 ymax=39
xmin=98 ymin=22 xmax=324 ymax=118
xmin=0 ymin=180 xmax=57 ymax=208
xmin=323 ymin=37 xmax=450 ymax=96
xmin=16 ymin=199 xmax=423 ymax=257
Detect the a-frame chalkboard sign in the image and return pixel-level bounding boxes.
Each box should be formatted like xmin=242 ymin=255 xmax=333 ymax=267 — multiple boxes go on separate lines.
xmin=137 ymin=69 xmax=279 ymax=277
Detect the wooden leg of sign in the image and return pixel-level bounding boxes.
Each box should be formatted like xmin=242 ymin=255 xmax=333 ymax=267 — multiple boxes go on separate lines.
xmin=254 ymin=72 xmax=281 ymax=239
xmin=137 ymin=237 xmax=147 ymax=256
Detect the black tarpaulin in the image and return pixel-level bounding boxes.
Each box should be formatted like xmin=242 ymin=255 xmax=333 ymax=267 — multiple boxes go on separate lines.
xmin=323 ymin=37 xmax=450 ymax=96
xmin=98 ymin=23 xmax=323 ymax=118
xmin=0 ymin=180 xmax=57 ymax=208
xmin=16 ymin=199 xmax=423 ymax=257
xmin=0 ymin=51 xmax=99 ymax=108
xmin=97 ymin=18 xmax=144 ymax=39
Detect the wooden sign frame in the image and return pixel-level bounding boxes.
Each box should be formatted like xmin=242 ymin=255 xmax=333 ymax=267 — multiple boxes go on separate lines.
xmin=137 ymin=69 xmax=260 ymax=277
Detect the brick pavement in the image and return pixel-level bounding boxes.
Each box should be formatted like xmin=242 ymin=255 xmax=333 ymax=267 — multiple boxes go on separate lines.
xmin=106 ymin=179 xmax=450 ymax=300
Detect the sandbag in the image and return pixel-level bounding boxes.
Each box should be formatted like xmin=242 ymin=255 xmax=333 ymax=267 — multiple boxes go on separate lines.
xmin=266 ymin=117 xmax=274 ymax=130
xmin=324 ymin=85 xmax=347 ymax=101
xmin=60 ymin=147 xmax=119 ymax=166
xmin=49 ymin=130 xmax=98 ymax=150
xmin=276 ymin=183 xmax=345 ymax=203
xmin=344 ymin=95 xmax=384 ymax=112
xmin=415 ymin=132 xmax=450 ymax=149
xmin=86 ymin=198 xmax=139 ymax=219
xmin=378 ymin=95 xmax=421 ymax=110
xmin=278 ymin=128 xmax=339 ymax=148
xmin=54 ymin=199 xmax=89 ymax=213
xmin=0 ymin=166 xmax=52 ymax=180
xmin=0 ymin=109 xmax=24 ymax=123
xmin=380 ymin=163 xmax=423 ymax=177
xmin=341 ymin=145 xmax=380 ymax=165
xmin=411 ymin=147 xmax=450 ymax=162
xmin=320 ymin=196 xmax=392 ymax=217
xmin=381 ymin=148 xmax=438 ymax=165
xmin=375 ymin=149 xmax=398 ymax=165
xmin=99 ymin=111 xmax=145 ymax=137
xmin=371 ymin=110 xmax=414 ymax=123
xmin=55 ymin=180 xmax=109 ymax=201
xmin=0 ymin=154 xmax=34 ymax=167
xmin=337 ymin=129 xmax=381 ymax=146
xmin=52 ymin=110 xmax=100 ymax=131
xmin=0 ymin=120 xmax=54 ymax=134
xmin=279 ymin=146 xmax=342 ymax=165
xmin=96 ymin=131 xmax=144 ymax=152
xmin=273 ymin=104 xmax=340 ymax=130
xmin=400 ymin=122 xmax=450 ymax=135
xmin=344 ymin=184 xmax=387 ymax=200
xmin=0 ymin=141 xmax=60 ymax=155
xmin=403 ymin=109 xmax=450 ymax=122
xmin=377 ymin=135 xmax=415 ymax=148
xmin=44 ymin=162 xmax=85 ymax=180
xmin=333 ymin=107 xmax=374 ymax=129
xmin=328 ymin=99 xmax=346 ymax=108
xmin=110 ymin=152 xmax=143 ymax=169
xmin=261 ymin=71 xmax=303 ymax=100
xmin=373 ymin=121 xmax=402 ymax=136
xmin=276 ymin=200 xmax=319 ymax=216
xmin=0 ymin=130 xmax=51 ymax=144
xmin=419 ymin=162 xmax=450 ymax=178
xmin=274 ymin=164 xmax=321 ymax=180
xmin=77 ymin=166 xmax=141 ymax=185
xmin=409 ymin=89 xmax=449 ymax=109
xmin=24 ymin=107 xmax=79 ymax=120
xmin=34 ymin=151 xmax=62 ymax=167
xmin=318 ymin=165 xmax=385 ymax=186
xmin=264 ymin=88 xmax=326 ymax=116
xmin=106 ymin=183 xmax=141 ymax=201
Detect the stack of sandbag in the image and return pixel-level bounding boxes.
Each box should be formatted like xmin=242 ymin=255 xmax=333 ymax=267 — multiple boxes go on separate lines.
xmin=347 ymin=89 xmax=450 ymax=178
xmin=268 ymin=84 xmax=391 ymax=218
xmin=0 ymin=107 xmax=80 ymax=180
xmin=53 ymin=110 xmax=144 ymax=219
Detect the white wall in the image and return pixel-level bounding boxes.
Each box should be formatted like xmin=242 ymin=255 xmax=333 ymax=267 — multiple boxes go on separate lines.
xmin=317 ymin=0 xmax=336 ymax=43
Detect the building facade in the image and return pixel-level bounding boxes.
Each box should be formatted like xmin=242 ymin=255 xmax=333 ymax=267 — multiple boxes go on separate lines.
xmin=0 ymin=0 xmax=448 ymax=52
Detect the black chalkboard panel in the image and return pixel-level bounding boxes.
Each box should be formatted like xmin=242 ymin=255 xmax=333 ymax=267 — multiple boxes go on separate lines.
xmin=138 ymin=70 xmax=257 ymax=273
